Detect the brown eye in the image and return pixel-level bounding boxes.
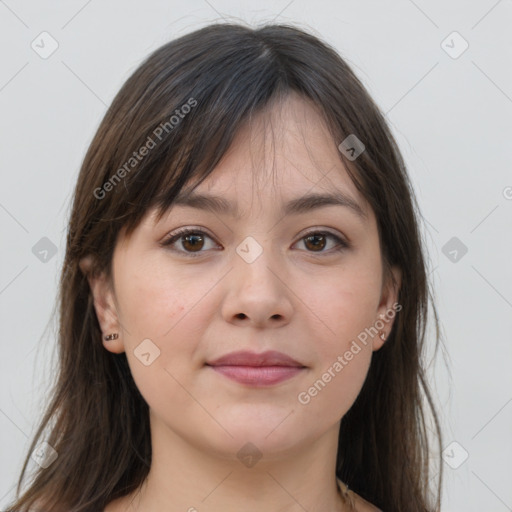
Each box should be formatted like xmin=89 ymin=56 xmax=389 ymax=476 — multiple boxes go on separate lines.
xmin=297 ymin=231 xmax=348 ymax=254
xmin=303 ymin=233 xmax=327 ymax=251
xmin=181 ymin=233 xmax=205 ymax=252
xmin=161 ymin=228 xmax=219 ymax=257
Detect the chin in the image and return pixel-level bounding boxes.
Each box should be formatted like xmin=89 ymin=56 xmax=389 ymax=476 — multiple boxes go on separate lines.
xmin=207 ymin=420 xmax=305 ymax=459
xmin=205 ymin=436 xmax=303 ymax=467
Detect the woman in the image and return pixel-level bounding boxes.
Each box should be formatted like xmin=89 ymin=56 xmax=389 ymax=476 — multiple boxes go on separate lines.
xmin=6 ymin=22 xmax=444 ymax=512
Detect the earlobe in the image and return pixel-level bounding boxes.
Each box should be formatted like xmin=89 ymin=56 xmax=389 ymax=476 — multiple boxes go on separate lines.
xmin=371 ymin=313 xmax=388 ymax=352
xmin=373 ymin=265 xmax=402 ymax=351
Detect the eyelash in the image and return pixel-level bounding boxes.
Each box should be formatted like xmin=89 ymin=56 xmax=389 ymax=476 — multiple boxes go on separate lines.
xmin=160 ymin=227 xmax=350 ymax=258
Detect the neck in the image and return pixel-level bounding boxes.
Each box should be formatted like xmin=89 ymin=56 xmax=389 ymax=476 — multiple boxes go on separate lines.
xmin=122 ymin=416 xmax=348 ymax=512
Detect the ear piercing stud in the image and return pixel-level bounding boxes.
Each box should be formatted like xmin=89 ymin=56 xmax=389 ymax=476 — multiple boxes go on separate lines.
xmin=104 ymin=333 xmax=119 ymax=341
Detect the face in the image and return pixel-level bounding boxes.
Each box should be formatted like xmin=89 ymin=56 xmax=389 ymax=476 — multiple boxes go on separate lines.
xmin=83 ymin=93 xmax=401 ymax=463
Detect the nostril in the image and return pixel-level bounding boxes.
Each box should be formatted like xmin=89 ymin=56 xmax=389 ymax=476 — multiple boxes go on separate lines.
xmin=236 ymin=313 xmax=247 ymax=319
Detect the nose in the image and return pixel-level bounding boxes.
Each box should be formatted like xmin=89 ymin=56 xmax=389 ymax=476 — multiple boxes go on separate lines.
xmin=220 ymin=243 xmax=294 ymax=329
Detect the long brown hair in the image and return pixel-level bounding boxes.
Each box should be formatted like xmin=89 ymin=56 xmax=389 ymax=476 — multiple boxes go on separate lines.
xmin=6 ymin=21 xmax=444 ymax=512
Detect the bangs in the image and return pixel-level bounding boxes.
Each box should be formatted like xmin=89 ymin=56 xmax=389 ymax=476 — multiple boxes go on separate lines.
xmin=107 ymin=28 xmax=292 ymax=239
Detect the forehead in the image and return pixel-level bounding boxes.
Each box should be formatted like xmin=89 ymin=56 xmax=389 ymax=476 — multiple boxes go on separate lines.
xmin=138 ymin=93 xmax=374 ymax=232
xmin=186 ymin=94 xmax=370 ymax=216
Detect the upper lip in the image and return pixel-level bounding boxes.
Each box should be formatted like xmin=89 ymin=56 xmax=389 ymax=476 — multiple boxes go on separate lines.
xmin=206 ymin=350 xmax=305 ymax=367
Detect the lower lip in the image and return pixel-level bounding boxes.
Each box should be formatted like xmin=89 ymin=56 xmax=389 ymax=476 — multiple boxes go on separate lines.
xmin=208 ymin=365 xmax=304 ymax=386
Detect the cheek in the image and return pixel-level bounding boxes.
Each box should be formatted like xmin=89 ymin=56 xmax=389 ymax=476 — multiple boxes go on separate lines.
xmin=298 ymin=349 xmax=371 ymax=423
xmin=298 ymin=301 xmax=374 ymax=420
xmin=116 ymin=268 xmax=198 ymax=418
xmin=309 ymin=257 xmax=382 ymax=343
xmin=112 ymin=261 xmax=195 ymax=391
xmin=296 ymin=255 xmax=380 ymax=416
xmin=115 ymin=259 xmax=191 ymax=340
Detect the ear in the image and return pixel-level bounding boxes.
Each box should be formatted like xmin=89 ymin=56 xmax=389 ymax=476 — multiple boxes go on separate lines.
xmin=373 ymin=264 xmax=402 ymax=352
xmin=79 ymin=255 xmax=125 ymax=354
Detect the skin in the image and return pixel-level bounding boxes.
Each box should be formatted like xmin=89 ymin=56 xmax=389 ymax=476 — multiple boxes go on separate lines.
xmin=82 ymin=93 xmax=400 ymax=512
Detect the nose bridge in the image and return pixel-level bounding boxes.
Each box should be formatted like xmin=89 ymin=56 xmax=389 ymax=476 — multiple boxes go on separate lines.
xmin=234 ymin=233 xmax=281 ymax=294
xmin=221 ymin=233 xmax=293 ymax=326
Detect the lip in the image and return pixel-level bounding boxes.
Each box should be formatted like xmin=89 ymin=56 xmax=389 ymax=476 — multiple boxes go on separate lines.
xmin=206 ymin=350 xmax=306 ymax=387
xmin=207 ymin=350 xmax=304 ymax=367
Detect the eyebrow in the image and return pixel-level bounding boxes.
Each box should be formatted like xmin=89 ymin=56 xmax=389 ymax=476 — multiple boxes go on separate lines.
xmin=172 ymin=190 xmax=368 ymax=222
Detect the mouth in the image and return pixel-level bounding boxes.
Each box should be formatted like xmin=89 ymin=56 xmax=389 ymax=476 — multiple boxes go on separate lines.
xmin=205 ymin=350 xmax=307 ymax=387
xmin=207 ymin=365 xmax=305 ymax=386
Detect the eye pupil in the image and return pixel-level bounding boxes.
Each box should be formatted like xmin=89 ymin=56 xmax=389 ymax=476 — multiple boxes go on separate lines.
xmin=305 ymin=234 xmax=326 ymax=251
xmin=183 ymin=234 xmax=204 ymax=251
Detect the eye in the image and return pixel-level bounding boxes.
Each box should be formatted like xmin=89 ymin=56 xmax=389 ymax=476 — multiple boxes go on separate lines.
xmin=293 ymin=230 xmax=349 ymax=254
xmin=160 ymin=227 xmax=350 ymax=257
xmin=160 ymin=227 xmax=219 ymax=257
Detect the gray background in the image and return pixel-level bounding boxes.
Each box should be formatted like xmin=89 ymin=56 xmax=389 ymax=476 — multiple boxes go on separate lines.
xmin=1 ymin=1 xmax=511 ymax=510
